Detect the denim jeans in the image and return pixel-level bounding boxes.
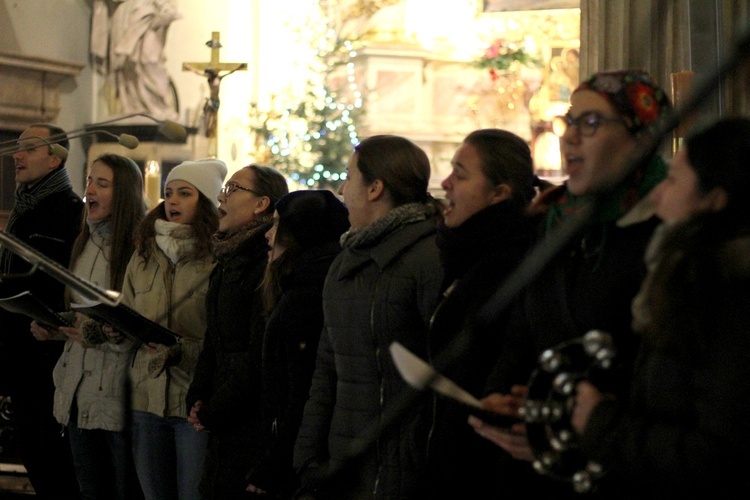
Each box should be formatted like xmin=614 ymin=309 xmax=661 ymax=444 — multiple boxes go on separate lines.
xmin=131 ymin=410 xmax=209 ymax=500
xmin=68 ymin=402 xmax=143 ymax=500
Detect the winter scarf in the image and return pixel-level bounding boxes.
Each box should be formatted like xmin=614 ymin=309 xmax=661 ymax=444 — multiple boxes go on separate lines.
xmin=435 ymin=201 xmax=528 ymax=284
xmin=211 ymin=214 xmax=272 ymax=260
xmin=0 ymin=166 xmax=74 ymax=273
xmin=545 ymin=154 xmax=667 ymax=233
xmin=154 ymin=218 xmax=197 ymax=264
xmin=340 ymin=202 xmax=437 ymax=250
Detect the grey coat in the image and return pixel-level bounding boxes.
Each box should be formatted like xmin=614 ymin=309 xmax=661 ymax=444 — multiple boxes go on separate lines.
xmin=294 ymin=204 xmax=443 ymax=499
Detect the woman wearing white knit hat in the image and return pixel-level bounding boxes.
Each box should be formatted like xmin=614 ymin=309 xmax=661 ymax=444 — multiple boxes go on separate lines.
xmin=119 ymin=158 xmax=226 ymax=500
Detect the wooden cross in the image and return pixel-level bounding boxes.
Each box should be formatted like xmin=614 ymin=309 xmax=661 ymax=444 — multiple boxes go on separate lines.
xmin=183 ymin=31 xmax=247 ymax=153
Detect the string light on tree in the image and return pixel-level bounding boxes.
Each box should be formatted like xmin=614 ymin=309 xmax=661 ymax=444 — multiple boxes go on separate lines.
xmin=248 ymin=0 xmax=382 ymax=190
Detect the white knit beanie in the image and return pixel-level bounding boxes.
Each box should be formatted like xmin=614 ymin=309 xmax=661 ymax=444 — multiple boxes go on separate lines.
xmin=165 ymin=158 xmax=227 ymax=207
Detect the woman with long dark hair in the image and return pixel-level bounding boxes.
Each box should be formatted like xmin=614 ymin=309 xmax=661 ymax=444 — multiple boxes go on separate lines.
xmin=32 ymin=153 xmax=145 ymax=499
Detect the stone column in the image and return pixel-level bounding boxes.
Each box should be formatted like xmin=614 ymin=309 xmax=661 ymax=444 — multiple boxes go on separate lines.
xmin=580 ymin=0 xmax=749 ymax=117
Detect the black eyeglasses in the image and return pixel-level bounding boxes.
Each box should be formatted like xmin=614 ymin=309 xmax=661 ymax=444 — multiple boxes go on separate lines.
xmin=552 ymin=112 xmax=627 ymax=138
xmin=220 ymin=182 xmax=260 ymax=197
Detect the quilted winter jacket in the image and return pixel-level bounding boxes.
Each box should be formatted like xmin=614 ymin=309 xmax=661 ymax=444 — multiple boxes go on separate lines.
xmin=124 ymin=242 xmax=214 ymax=419
xmin=53 ymin=226 xmax=135 ymax=431
xmin=294 ymin=215 xmax=443 ymax=499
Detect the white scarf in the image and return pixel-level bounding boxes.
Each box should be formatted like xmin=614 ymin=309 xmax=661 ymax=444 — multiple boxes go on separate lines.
xmin=154 ymin=219 xmax=196 ymax=264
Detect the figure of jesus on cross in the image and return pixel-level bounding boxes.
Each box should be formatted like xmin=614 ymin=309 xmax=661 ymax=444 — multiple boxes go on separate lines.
xmin=183 ymin=31 xmax=247 ymax=149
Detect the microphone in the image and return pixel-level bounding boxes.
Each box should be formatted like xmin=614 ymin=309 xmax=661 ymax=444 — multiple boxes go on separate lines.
xmin=158 ymin=119 xmax=188 ymax=142
xmin=49 ymin=143 xmax=69 ymax=160
xmin=0 ymin=135 xmax=70 ymax=160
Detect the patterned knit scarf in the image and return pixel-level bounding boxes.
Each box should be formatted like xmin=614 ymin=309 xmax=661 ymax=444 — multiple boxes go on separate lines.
xmin=211 ymin=214 xmax=272 ymax=260
xmin=0 ymin=167 xmax=74 ymax=273
xmin=545 ymin=154 xmax=667 ymax=233
xmin=340 ymin=202 xmax=437 ymax=250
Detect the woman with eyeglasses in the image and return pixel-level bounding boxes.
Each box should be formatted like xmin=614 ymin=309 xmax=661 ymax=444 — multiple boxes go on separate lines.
xmin=122 ymin=159 xmax=226 ymax=500
xmin=468 ymin=70 xmax=673 ymax=497
xmin=186 ymin=164 xmax=288 ymax=499
xmin=570 ymin=116 xmax=750 ymax=497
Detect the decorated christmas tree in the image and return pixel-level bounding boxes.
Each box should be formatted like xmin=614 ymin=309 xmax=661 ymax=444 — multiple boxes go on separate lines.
xmin=250 ymin=1 xmax=380 ymax=190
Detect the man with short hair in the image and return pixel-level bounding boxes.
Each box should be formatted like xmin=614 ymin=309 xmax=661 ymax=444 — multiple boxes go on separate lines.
xmin=0 ymin=123 xmax=84 ymax=498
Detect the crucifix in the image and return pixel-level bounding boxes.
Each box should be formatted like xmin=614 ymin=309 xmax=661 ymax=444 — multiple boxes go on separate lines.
xmin=183 ymin=31 xmax=247 ymax=155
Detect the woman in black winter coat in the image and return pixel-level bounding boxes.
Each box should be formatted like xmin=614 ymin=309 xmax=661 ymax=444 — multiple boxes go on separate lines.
xmin=423 ymin=129 xmax=538 ymax=498
xmin=245 ymin=190 xmax=349 ymax=498
xmin=185 ymin=164 xmax=288 ymax=499
xmin=572 ymin=117 xmax=750 ymax=498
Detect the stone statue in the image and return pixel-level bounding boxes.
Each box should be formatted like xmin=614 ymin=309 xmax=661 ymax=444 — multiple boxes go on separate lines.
xmin=91 ymin=0 xmax=181 ymax=121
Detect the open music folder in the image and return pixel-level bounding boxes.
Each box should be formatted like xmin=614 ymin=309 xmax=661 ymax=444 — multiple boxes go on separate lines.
xmin=0 ymin=290 xmax=72 ymax=330
xmin=71 ymin=299 xmax=181 ymax=346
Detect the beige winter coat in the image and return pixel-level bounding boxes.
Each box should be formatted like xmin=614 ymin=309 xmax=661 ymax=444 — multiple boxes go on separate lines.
xmin=123 ymin=239 xmax=214 ymax=419
xmin=53 ymin=224 xmax=135 ymax=431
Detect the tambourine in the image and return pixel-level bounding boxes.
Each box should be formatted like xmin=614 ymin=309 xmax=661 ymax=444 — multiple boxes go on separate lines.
xmin=521 ymin=330 xmax=617 ymax=493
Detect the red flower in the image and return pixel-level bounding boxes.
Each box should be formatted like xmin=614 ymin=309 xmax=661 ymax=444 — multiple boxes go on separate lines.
xmin=627 ymin=82 xmax=659 ymax=124
xmin=489 ymin=68 xmax=498 ymax=81
xmin=484 ymin=42 xmax=500 ymax=60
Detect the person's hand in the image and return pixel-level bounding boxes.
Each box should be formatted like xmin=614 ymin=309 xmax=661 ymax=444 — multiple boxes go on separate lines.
xmin=102 ymin=323 xmax=124 ymax=343
xmin=246 ymin=483 xmax=267 ymax=494
xmin=58 ymin=326 xmax=85 ymax=346
xmin=572 ymin=381 xmax=605 ymax=434
xmin=30 ymin=320 xmax=57 ymax=341
xmin=468 ymin=386 xmax=534 ymax=461
xmin=188 ymin=400 xmax=205 ymax=431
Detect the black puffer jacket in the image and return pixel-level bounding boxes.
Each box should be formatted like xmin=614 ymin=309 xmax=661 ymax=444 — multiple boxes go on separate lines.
xmin=186 ymin=221 xmax=270 ymax=499
xmin=294 ymin=204 xmax=443 ymax=499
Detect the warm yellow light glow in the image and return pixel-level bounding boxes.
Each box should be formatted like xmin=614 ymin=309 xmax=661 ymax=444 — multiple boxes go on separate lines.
xmin=144 ymin=160 xmax=162 ymax=210
xmin=533 ymin=131 xmax=562 ymax=173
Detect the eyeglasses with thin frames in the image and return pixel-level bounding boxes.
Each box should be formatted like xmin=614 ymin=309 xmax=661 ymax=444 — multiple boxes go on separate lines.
xmin=220 ymin=182 xmax=260 ymax=198
xmin=552 ymin=111 xmax=627 ymax=138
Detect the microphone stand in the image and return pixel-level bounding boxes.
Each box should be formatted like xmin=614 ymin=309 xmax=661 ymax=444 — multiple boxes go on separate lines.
xmin=0 ymin=230 xmax=121 ymax=307
xmin=305 ymin=19 xmax=750 ymax=495
xmin=0 ymin=113 xmax=187 ymax=150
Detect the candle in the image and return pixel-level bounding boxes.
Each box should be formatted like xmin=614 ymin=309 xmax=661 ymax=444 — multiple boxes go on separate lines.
xmin=671 ymin=71 xmax=695 ymax=152
xmin=671 ymin=70 xmax=694 ymax=107
xmin=144 ymin=160 xmax=161 ymax=209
